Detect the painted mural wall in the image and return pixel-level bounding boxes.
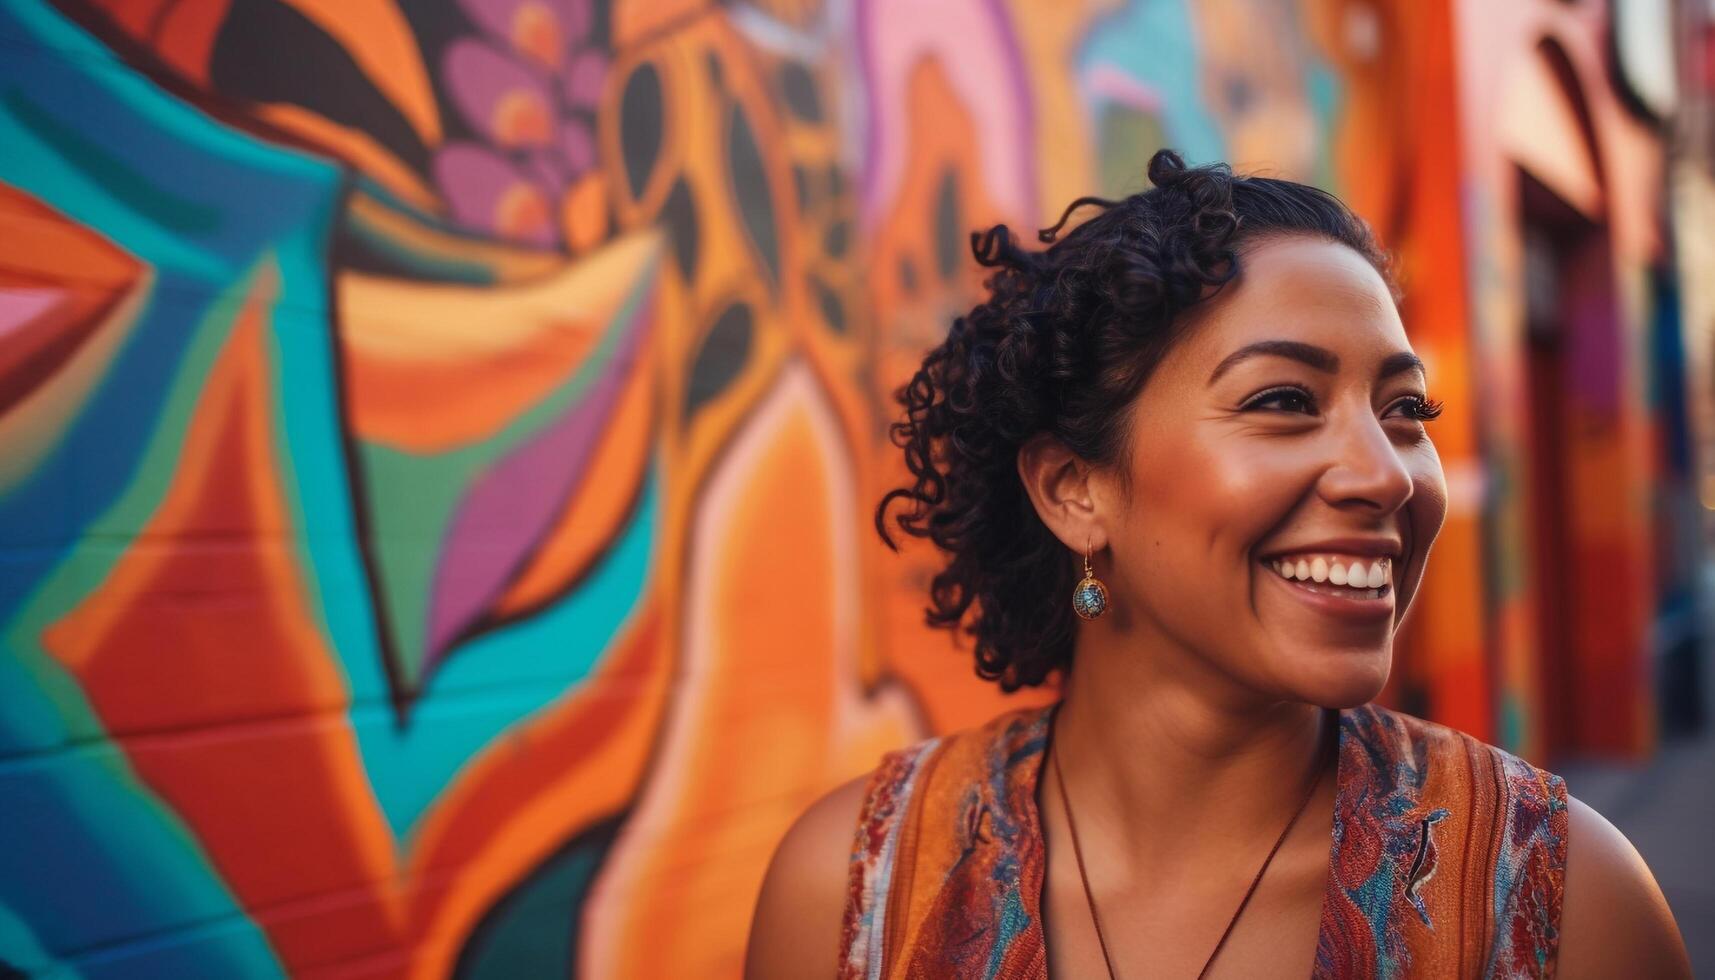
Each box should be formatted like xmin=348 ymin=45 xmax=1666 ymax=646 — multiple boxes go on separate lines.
xmin=1451 ymin=0 xmax=1693 ymax=758
xmin=0 ymin=0 xmax=1691 ymax=976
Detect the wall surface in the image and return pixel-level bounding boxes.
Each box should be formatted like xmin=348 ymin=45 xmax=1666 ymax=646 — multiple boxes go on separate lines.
xmin=0 ymin=0 xmax=1696 ymax=977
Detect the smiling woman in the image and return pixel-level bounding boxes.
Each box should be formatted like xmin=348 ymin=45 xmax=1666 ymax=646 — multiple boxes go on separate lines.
xmin=744 ymin=150 xmax=1691 ymax=979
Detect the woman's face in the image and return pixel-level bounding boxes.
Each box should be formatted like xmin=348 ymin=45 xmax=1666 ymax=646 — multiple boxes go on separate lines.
xmin=1098 ymin=234 xmax=1447 ymax=707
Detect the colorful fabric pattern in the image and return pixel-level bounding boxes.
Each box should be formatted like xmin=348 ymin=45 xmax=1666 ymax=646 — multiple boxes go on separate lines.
xmin=839 ymin=701 xmax=1569 ymax=980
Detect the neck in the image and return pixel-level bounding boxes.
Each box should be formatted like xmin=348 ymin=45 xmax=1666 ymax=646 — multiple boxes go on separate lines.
xmin=1049 ymin=620 xmax=1337 ymax=879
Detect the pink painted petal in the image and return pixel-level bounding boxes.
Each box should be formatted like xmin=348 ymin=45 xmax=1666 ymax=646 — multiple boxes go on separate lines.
xmin=444 ymin=38 xmax=556 ymax=148
xmin=433 ymin=141 xmax=558 ymax=246
xmin=563 ymin=47 xmax=608 ymax=109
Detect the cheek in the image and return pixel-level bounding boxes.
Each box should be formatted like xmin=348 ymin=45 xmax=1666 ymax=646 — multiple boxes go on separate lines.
xmin=1404 ymin=450 xmax=1449 ymax=572
xmin=1132 ymin=431 xmax=1318 ymax=571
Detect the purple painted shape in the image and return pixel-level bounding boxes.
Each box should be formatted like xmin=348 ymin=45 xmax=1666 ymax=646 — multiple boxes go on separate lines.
xmin=421 ymin=290 xmax=654 ymax=669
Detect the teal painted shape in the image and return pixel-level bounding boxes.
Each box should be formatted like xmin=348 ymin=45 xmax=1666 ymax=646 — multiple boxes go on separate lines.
xmin=1077 ymin=0 xmax=1224 ymax=166
xmin=452 ymin=820 xmax=618 ymax=979
xmin=1077 ymin=0 xmax=1348 ymax=190
xmin=1305 ymin=60 xmax=1346 ymax=191
xmin=1501 ymin=693 xmax=1527 ymax=755
xmin=0 ymin=899 xmax=76 ymax=978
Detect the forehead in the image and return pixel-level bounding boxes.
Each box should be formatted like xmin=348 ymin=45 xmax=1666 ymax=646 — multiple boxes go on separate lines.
xmin=1178 ymin=235 xmax=1408 ymax=363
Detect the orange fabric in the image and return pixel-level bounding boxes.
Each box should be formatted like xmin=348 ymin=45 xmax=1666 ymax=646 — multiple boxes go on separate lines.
xmin=842 ymin=701 xmax=1569 ymax=979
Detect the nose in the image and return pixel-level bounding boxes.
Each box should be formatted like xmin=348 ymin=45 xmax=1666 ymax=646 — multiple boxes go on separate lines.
xmin=1317 ymin=409 xmax=1414 ymax=514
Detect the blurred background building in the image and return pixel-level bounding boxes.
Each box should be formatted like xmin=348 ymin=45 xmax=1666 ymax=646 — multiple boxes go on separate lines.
xmin=0 ymin=0 xmax=1709 ymax=975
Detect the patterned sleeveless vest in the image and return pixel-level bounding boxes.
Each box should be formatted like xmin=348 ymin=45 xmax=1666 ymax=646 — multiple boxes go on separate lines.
xmin=839 ymin=701 xmax=1568 ymax=979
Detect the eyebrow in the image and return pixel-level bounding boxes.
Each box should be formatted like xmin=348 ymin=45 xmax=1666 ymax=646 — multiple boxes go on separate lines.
xmin=1207 ymin=340 xmax=1425 ymax=384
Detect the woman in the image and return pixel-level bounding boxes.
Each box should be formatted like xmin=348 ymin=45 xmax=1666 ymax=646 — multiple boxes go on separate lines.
xmin=745 ymin=150 xmax=1690 ymax=978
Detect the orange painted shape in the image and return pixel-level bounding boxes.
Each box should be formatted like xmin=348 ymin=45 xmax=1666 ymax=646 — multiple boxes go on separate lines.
xmin=864 ymin=58 xmax=1037 ymax=733
xmin=562 ymin=171 xmax=610 ymax=254
xmin=610 ymin=0 xmax=712 ymax=49
xmin=612 ymin=398 xmax=841 ymax=978
xmin=0 ymin=184 xmax=139 ymax=287
xmin=336 ymin=232 xmax=658 ymax=453
xmin=337 ymin=295 xmax=598 ymax=451
xmin=277 ymin=0 xmax=443 ymax=145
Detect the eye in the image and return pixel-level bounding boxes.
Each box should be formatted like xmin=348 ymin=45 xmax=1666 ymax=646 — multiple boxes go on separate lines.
xmin=1242 ymin=385 xmax=1318 ymax=415
xmin=1385 ymin=394 xmax=1445 ymax=422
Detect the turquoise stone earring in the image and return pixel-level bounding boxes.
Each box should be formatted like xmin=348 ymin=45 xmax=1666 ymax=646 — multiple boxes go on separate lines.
xmin=1072 ymin=539 xmax=1109 ymax=620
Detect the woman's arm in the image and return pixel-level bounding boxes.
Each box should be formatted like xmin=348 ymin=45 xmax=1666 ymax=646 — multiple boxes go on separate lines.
xmin=1555 ymin=794 xmax=1691 ymax=979
xmin=744 ymin=773 xmax=870 ymax=980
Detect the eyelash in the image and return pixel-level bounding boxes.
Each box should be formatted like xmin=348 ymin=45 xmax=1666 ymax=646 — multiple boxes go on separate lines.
xmin=1241 ymin=386 xmax=1445 ymax=422
xmin=1244 ymin=385 xmax=1317 ymax=414
xmin=1398 ymin=395 xmax=1445 ymax=421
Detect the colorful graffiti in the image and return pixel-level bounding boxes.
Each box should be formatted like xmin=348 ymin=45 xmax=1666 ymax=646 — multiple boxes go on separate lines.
xmin=0 ymin=0 xmax=1689 ymax=976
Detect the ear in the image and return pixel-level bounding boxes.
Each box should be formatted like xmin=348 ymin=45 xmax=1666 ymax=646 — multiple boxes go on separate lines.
xmin=1016 ymin=433 xmax=1107 ymax=555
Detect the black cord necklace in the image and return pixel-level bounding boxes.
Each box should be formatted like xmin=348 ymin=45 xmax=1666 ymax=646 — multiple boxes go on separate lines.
xmin=1047 ymin=716 xmax=1332 ymax=979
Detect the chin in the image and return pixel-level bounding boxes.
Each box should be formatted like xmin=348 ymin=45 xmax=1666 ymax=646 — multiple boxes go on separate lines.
xmin=1286 ymin=643 xmax=1393 ymax=709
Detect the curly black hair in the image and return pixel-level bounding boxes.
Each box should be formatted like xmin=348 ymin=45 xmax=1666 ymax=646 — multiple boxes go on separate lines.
xmin=874 ymin=148 xmax=1401 ymax=692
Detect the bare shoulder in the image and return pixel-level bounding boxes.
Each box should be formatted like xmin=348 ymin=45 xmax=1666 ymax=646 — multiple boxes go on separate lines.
xmin=744 ymin=771 xmax=872 ymax=980
xmin=1556 ymin=794 xmax=1691 ymax=979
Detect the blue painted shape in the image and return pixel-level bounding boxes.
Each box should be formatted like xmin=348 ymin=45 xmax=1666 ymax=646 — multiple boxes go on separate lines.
xmin=0 ymin=741 xmax=279 ymax=976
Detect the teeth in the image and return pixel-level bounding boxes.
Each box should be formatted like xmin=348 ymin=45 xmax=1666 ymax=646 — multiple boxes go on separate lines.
xmin=1268 ymin=554 xmax=1393 ymax=591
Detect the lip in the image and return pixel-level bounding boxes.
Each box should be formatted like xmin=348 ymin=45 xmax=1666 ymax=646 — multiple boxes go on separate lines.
xmin=1258 ymin=536 xmax=1403 ymax=561
xmin=1261 ymin=560 xmax=1396 ymax=622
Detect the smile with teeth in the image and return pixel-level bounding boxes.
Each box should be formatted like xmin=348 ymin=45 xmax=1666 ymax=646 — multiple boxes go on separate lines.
xmin=1268 ymin=554 xmax=1393 ymax=599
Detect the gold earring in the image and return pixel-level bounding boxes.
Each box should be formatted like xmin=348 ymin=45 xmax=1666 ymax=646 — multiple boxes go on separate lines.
xmin=1072 ymin=539 xmax=1109 ymax=620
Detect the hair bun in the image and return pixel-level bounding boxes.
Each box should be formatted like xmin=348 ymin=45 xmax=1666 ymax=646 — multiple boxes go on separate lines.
xmin=1147 ymin=148 xmax=1190 ymax=189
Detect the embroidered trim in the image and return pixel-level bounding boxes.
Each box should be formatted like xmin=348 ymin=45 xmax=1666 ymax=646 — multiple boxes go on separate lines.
xmin=838 ymin=736 xmax=941 ymax=980
xmin=1481 ymin=755 xmax=1569 ymax=979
